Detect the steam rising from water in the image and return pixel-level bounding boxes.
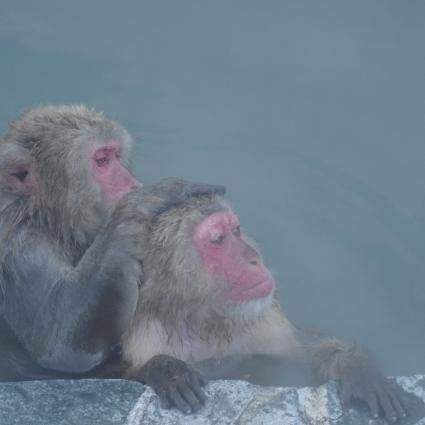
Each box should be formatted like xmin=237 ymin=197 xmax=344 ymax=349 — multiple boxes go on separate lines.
xmin=0 ymin=0 xmax=424 ymax=382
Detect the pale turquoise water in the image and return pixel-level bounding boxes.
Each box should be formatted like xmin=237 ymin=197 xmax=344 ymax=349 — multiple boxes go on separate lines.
xmin=0 ymin=1 xmax=424 ymax=379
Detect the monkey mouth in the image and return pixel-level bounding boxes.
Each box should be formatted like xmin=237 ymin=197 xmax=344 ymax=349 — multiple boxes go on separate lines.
xmin=242 ymin=280 xmax=268 ymax=291
xmin=229 ymin=278 xmax=274 ymax=302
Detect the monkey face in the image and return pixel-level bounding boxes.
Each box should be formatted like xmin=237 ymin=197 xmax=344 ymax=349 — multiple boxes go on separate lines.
xmin=193 ymin=210 xmax=274 ymax=303
xmin=90 ymin=140 xmax=140 ymax=203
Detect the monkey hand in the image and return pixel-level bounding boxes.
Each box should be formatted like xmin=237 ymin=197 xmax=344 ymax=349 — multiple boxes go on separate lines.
xmin=137 ymin=354 xmax=207 ymax=414
xmin=108 ymin=178 xmax=226 ymax=258
xmin=113 ymin=178 xmax=225 ymax=223
xmin=338 ymin=354 xmax=406 ymax=423
xmin=139 ymin=177 xmax=226 ymax=217
xmin=148 ymin=176 xmax=225 ymax=198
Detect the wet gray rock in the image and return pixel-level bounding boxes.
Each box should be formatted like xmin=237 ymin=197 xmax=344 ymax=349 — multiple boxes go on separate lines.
xmin=0 ymin=376 xmax=424 ymax=425
xmin=0 ymin=380 xmax=143 ymax=425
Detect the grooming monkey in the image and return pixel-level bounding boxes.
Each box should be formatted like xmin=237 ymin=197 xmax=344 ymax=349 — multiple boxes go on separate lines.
xmin=0 ymin=105 xmax=223 ymax=387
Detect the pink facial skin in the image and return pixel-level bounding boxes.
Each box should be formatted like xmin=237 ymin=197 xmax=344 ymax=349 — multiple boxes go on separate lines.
xmin=193 ymin=211 xmax=274 ymax=302
xmin=90 ymin=140 xmax=141 ymax=203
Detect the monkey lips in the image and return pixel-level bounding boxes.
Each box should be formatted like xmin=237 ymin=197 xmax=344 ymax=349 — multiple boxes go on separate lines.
xmin=193 ymin=211 xmax=274 ymax=302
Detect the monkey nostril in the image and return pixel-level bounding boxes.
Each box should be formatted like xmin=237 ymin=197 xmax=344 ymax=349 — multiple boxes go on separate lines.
xmin=250 ymin=259 xmax=259 ymax=266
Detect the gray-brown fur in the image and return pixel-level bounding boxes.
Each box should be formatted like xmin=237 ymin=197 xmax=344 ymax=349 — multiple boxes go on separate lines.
xmin=0 ymin=105 xmax=223 ymax=383
xmin=122 ymin=194 xmax=406 ymax=421
xmin=2 ymin=105 xmax=133 ymax=249
xmin=129 ymin=196 xmax=271 ymax=344
xmin=0 ymin=105 xmax=144 ymax=373
xmin=0 ymin=105 xmax=404 ymax=418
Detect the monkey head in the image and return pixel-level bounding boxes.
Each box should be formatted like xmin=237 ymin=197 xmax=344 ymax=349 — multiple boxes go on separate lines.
xmin=3 ymin=105 xmax=139 ymax=202
xmin=137 ymin=194 xmax=275 ymax=330
xmin=1 ymin=105 xmax=140 ymax=244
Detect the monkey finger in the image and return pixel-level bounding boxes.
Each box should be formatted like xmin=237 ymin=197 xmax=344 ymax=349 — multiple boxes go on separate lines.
xmin=377 ymin=390 xmax=398 ymax=423
xmin=192 ymin=369 xmax=207 ymax=387
xmin=385 ymin=385 xmax=407 ymax=419
xmin=340 ymin=382 xmax=353 ymax=408
xmin=158 ymin=389 xmax=171 ymax=410
xmin=364 ymin=390 xmax=380 ymax=419
xmin=167 ymin=388 xmax=192 ymax=414
xmin=189 ymin=374 xmax=207 ymax=404
xmin=178 ymin=384 xmax=203 ymax=412
xmin=182 ymin=182 xmax=226 ymax=198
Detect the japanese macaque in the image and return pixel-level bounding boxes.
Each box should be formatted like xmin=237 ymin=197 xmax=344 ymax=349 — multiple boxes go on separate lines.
xmin=120 ymin=192 xmax=405 ymax=421
xmin=0 ymin=105 xmax=223 ymax=378
xmin=0 ymin=105 xmax=405 ymax=421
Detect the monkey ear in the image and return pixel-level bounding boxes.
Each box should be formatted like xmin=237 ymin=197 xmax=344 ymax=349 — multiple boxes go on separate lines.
xmin=4 ymin=164 xmax=34 ymax=196
xmin=0 ymin=144 xmax=35 ymax=196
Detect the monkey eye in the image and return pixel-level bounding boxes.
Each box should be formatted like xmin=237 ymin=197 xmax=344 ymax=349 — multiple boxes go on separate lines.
xmin=232 ymin=226 xmax=241 ymax=237
xmin=211 ymin=234 xmax=225 ymax=245
xmin=11 ymin=170 xmax=29 ymax=182
xmin=95 ymin=157 xmax=110 ymax=167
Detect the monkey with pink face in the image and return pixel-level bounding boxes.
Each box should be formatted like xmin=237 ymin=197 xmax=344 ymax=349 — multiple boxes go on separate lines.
xmin=0 ymin=106 xmax=405 ymax=421
xmin=119 ymin=190 xmax=406 ymax=422
xmin=0 ymin=106 xmax=223 ymax=398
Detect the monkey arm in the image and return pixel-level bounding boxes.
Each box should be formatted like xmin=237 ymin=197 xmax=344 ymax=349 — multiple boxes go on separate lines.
xmin=245 ymin=305 xmax=405 ymax=422
xmin=305 ymin=337 xmax=406 ymax=422
xmin=1 ymin=227 xmax=142 ymax=374
xmin=0 ymin=178 xmax=225 ymax=375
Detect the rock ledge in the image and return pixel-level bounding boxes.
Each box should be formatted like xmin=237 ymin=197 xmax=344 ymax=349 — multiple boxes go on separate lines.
xmin=0 ymin=376 xmax=424 ymax=424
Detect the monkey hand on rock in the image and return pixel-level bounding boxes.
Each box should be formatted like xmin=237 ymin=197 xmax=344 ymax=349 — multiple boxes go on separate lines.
xmin=311 ymin=340 xmax=405 ymax=422
xmin=339 ymin=361 xmax=405 ymax=422
xmin=133 ymin=354 xmax=207 ymax=414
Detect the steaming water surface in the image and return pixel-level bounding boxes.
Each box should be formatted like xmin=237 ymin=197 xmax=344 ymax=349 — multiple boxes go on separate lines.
xmin=0 ymin=0 xmax=424 ymax=382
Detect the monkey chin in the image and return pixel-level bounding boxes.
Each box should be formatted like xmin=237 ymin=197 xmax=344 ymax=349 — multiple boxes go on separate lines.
xmin=227 ymin=278 xmax=274 ymax=303
xmin=224 ymin=283 xmax=275 ymax=323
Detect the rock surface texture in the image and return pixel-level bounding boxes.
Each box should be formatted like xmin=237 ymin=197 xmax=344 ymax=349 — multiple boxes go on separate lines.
xmin=0 ymin=376 xmax=424 ymax=425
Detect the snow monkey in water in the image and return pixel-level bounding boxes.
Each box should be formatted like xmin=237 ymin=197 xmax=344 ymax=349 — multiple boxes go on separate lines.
xmin=0 ymin=105 xmax=405 ymax=420
xmin=121 ymin=189 xmax=405 ymax=422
